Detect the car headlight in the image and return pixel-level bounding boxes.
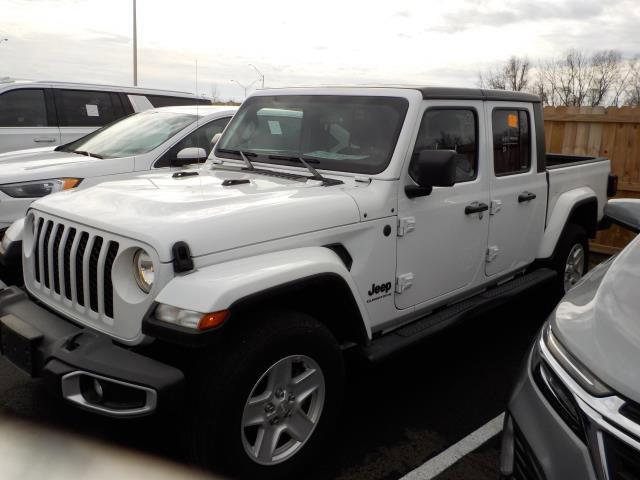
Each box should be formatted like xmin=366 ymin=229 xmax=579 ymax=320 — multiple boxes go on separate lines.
xmin=0 ymin=178 xmax=82 ymax=198
xmin=133 ymin=249 xmax=154 ymax=293
xmin=542 ymin=324 xmax=612 ymax=397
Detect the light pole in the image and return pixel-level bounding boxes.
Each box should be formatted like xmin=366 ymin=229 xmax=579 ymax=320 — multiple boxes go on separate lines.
xmin=248 ymin=63 xmax=264 ymax=89
xmin=231 ymin=79 xmax=258 ymax=99
xmin=133 ymin=0 xmax=138 ymax=86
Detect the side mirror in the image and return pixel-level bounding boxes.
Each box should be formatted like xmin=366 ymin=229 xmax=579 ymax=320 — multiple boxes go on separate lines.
xmin=604 ymin=199 xmax=640 ymax=233
xmin=211 ymin=133 xmax=222 ymax=147
xmin=406 ymin=149 xmax=457 ymax=198
xmin=175 ymin=147 xmax=208 ymax=165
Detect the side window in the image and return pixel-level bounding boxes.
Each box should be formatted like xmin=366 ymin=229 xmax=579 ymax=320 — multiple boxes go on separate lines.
xmin=414 ymin=109 xmax=478 ymax=182
xmin=0 ymin=89 xmax=48 ymax=127
xmin=146 ymin=95 xmax=211 ymax=107
xmin=492 ymin=109 xmax=531 ymax=176
xmin=155 ymin=116 xmax=231 ymax=168
xmin=56 ymin=89 xmax=117 ymax=127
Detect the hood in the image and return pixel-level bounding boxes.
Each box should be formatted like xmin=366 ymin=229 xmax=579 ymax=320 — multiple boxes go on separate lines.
xmin=0 ymin=150 xmax=133 ymax=182
xmin=31 ymin=168 xmax=361 ymax=261
xmin=552 ymin=234 xmax=640 ymax=402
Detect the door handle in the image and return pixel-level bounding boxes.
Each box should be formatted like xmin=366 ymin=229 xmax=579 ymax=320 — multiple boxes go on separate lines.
xmin=465 ymin=202 xmax=489 ymax=215
xmin=518 ymin=191 xmax=537 ymax=203
xmin=33 ymin=137 xmax=56 ymax=143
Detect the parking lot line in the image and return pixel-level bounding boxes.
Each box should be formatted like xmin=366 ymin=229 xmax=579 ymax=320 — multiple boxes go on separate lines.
xmin=399 ymin=412 xmax=505 ymax=480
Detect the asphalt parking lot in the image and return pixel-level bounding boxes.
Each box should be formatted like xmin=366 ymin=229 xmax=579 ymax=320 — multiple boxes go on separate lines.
xmin=0 ymin=277 xmax=566 ymax=480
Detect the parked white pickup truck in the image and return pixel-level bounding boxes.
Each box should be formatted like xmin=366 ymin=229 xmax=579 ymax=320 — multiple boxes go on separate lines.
xmin=0 ymin=87 xmax=617 ymax=478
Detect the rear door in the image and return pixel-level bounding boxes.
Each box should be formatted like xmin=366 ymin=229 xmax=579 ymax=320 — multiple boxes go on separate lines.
xmin=485 ymin=103 xmax=547 ymax=277
xmin=0 ymin=87 xmax=61 ymax=153
xmin=54 ymin=89 xmax=125 ymax=144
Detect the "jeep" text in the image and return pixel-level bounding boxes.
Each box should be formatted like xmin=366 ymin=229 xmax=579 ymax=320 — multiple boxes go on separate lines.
xmin=368 ymin=282 xmax=392 ymax=296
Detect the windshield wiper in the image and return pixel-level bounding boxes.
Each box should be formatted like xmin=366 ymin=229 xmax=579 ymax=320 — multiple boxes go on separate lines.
xmin=216 ymin=148 xmax=258 ymax=170
xmin=267 ymin=155 xmax=326 ymax=183
xmin=70 ymin=150 xmax=104 ymax=159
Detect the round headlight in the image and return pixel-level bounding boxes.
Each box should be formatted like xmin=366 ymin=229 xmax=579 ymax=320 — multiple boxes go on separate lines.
xmin=133 ymin=249 xmax=154 ymax=293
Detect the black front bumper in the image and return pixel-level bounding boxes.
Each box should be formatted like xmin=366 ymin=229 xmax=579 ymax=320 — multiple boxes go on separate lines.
xmin=0 ymin=286 xmax=184 ymax=417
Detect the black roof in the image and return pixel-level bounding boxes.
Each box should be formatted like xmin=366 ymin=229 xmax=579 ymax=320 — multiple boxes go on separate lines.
xmin=417 ymin=86 xmax=540 ymax=103
xmin=261 ymin=85 xmax=541 ymax=103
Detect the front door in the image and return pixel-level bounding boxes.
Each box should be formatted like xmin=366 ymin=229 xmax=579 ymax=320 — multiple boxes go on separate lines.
xmin=485 ymin=104 xmax=547 ymax=277
xmin=395 ymin=101 xmax=490 ymax=310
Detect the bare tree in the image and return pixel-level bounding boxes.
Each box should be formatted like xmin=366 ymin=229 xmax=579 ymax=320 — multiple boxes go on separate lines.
xmin=588 ymin=50 xmax=623 ymax=106
xmin=479 ymin=56 xmax=531 ymax=91
xmin=624 ymin=58 xmax=640 ymax=106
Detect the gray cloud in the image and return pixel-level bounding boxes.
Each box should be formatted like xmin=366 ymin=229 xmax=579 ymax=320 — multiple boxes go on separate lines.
xmin=433 ymin=0 xmax=605 ymax=33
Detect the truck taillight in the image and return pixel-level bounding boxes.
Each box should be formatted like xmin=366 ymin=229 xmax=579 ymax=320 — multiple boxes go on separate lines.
xmin=608 ymin=174 xmax=618 ymax=197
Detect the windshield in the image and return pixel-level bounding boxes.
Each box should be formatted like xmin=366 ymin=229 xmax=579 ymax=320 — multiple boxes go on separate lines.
xmin=61 ymin=110 xmax=197 ymax=159
xmin=216 ymin=95 xmax=409 ymax=174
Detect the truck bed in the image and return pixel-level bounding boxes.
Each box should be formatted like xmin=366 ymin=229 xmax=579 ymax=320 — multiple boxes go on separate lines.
xmin=546 ymin=153 xmax=607 ymax=170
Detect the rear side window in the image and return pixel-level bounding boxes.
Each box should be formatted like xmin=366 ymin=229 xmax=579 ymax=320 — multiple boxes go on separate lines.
xmin=155 ymin=116 xmax=231 ymax=168
xmin=0 ymin=89 xmax=48 ymax=127
xmin=56 ymin=89 xmax=119 ymax=127
xmin=146 ymin=95 xmax=211 ymax=107
xmin=414 ymin=108 xmax=478 ymax=182
xmin=492 ymin=109 xmax=531 ymax=176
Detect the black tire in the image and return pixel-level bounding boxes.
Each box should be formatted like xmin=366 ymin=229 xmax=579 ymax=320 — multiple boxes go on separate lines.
xmin=552 ymin=223 xmax=589 ymax=295
xmin=185 ymin=310 xmax=344 ymax=479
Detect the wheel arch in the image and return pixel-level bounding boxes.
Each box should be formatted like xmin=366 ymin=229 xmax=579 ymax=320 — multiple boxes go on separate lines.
xmin=538 ymin=189 xmax=599 ymax=260
xmin=154 ymin=246 xmax=371 ymax=345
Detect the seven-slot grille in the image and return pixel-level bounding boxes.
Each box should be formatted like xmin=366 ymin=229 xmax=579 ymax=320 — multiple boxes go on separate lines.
xmin=32 ymin=216 xmax=119 ymax=318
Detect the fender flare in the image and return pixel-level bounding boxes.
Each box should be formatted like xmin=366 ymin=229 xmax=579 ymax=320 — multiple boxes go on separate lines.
xmin=538 ymin=187 xmax=597 ymax=259
xmin=155 ymin=246 xmax=372 ymax=339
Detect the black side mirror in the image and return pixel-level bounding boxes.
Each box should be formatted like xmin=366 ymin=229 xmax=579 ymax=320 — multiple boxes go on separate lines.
xmin=406 ymin=149 xmax=457 ymax=198
xmin=604 ymin=199 xmax=640 ymax=233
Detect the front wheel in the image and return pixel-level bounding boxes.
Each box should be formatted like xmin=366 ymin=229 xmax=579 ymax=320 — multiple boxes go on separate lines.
xmin=186 ymin=310 xmax=344 ymax=479
xmin=552 ymin=223 xmax=589 ymax=294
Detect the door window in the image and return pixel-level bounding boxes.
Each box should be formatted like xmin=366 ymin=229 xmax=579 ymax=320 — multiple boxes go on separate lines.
xmin=492 ymin=109 xmax=531 ymax=176
xmin=155 ymin=116 xmax=231 ymax=168
xmin=0 ymin=89 xmax=48 ymax=127
xmin=56 ymin=89 xmax=118 ymax=127
xmin=414 ymin=109 xmax=478 ymax=182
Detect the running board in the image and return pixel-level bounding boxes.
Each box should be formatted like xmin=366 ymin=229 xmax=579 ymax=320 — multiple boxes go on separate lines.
xmin=360 ymin=268 xmax=556 ymax=363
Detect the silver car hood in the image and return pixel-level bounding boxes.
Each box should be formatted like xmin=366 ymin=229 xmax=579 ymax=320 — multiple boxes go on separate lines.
xmin=552 ymin=233 xmax=640 ymax=402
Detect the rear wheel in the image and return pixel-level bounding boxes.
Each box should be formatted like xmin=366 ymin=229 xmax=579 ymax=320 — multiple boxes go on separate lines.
xmin=186 ymin=310 xmax=344 ymax=479
xmin=552 ymin=224 xmax=589 ymax=294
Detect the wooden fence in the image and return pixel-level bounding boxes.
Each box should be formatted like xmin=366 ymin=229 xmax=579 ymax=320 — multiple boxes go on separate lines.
xmin=543 ymin=106 xmax=640 ymax=254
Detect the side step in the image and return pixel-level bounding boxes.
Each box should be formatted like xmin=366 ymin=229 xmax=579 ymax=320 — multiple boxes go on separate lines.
xmin=359 ymin=268 xmax=556 ymax=363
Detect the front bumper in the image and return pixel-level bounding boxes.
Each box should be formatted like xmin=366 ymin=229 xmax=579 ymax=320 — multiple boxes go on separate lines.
xmin=0 ymin=286 xmax=184 ymax=417
xmin=502 ymin=348 xmax=598 ymax=480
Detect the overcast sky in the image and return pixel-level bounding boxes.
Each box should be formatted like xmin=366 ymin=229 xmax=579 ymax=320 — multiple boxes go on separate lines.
xmin=1 ymin=0 xmax=639 ymax=101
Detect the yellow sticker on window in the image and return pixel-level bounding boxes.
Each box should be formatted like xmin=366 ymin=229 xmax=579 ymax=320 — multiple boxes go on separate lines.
xmin=508 ymin=113 xmax=518 ymax=128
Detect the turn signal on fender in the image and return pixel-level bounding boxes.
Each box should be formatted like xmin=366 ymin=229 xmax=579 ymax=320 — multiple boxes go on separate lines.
xmin=198 ymin=310 xmax=231 ymax=331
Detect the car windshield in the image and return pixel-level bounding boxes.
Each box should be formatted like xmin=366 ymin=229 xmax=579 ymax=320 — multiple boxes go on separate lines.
xmin=216 ymin=95 xmax=409 ymax=174
xmin=60 ymin=110 xmax=197 ymax=159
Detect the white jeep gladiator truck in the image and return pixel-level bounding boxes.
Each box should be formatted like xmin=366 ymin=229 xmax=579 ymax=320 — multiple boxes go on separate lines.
xmin=0 ymin=87 xmax=616 ymax=478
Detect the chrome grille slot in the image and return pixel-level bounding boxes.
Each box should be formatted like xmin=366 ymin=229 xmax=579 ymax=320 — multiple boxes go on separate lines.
xmin=75 ymin=232 xmax=89 ymax=307
xmin=34 ymin=218 xmax=44 ymax=283
xmin=63 ymin=228 xmax=76 ymax=300
xmin=89 ymin=237 xmax=103 ymax=313
xmin=52 ymin=224 xmax=64 ymax=294
xmin=42 ymin=221 xmax=53 ymax=288
xmin=103 ymin=241 xmax=119 ymax=318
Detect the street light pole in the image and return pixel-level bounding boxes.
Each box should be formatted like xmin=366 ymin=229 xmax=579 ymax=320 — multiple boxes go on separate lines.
xmin=133 ymin=0 xmax=138 ymax=86
xmin=248 ymin=63 xmax=264 ymax=89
